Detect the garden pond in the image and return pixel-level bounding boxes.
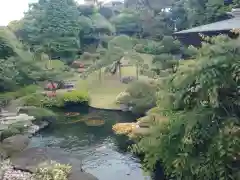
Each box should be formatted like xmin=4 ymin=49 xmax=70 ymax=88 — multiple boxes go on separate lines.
xmin=28 ymin=106 xmax=152 ymax=180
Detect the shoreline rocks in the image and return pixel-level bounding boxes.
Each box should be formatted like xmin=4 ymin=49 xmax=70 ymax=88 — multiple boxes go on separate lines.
xmin=11 ymin=147 xmax=98 ymax=180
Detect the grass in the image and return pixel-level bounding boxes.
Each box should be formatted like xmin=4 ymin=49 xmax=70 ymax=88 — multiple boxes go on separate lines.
xmin=64 ymin=53 xmax=155 ymax=109
xmin=66 ymin=65 xmax=144 ymax=109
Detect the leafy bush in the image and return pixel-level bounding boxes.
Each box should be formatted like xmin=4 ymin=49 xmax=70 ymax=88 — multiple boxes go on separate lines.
xmin=0 ymin=85 xmax=39 ymax=106
xmin=60 ymin=90 xmax=90 ymax=105
xmin=116 ymin=80 xmax=157 ymax=114
xmin=1 ymin=128 xmax=21 ymax=140
xmin=19 ymin=107 xmax=57 ymax=124
xmin=108 ymin=35 xmax=133 ymax=50
xmin=132 ymin=35 xmax=240 ymax=179
xmin=34 ymin=161 xmax=71 ymax=180
xmin=22 ymin=90 xmax=89 ymax=108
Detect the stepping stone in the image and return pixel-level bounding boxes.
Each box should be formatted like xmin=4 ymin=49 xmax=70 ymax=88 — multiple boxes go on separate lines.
xmin=0 ymin=113 xmax=17 ymax=118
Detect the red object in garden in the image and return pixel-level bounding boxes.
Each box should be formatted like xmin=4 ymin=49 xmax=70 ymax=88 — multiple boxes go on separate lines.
xmin=79 ymin=63 xmax=84 ymax=68
xmin=45 ymin=82 xmax=58 ymax=90
xmin=78 ymin=68 xmax=85 ymax=73
xmin=46 ymin=91 xmax=57 ymax=97
xmin=72 ymin=61 xmax=84 ymax=68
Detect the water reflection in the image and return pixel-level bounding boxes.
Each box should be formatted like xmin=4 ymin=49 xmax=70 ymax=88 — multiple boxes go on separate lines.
xmin=29 ymin=107 xmax=150 ymax=180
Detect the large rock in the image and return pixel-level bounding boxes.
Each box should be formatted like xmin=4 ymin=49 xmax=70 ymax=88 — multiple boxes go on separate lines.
xmin=1 ymin=135 xmax=30 ymax=156
xmin=120 ymin=76 xmax=136 ymax=84
xmin=11 ymin=147 xmax=98 ymax=180
xmin=69 ymin=169 xmax=98 ymax=180
xmin=0 ymin=146 xmax=7 ymax=160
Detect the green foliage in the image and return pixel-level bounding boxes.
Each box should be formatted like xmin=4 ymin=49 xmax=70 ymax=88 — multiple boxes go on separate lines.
xmin=18 ymin=0 xmax=81 ymax=61
xmin=110 ymin=11 xmax=141 ymax=35
xmin=116 ymin=80 xmax=157 ymax=114
xmin=19 ymin=107 xmax=57 ymax=122
xmin=0 ymin=28 xmax=52 ymax=93
xmin=0 ymin=85 xmax=39 ymax=106
xmin=34 ymin=161 xmax=72 ymax=180
xmin=152 ymin=54 xmax=178 ymax=74
xmin=91 ymin=13 xmax=115 ymax=33
xmin=22 ymin=90 xmax=89 ymax=108
xmin=1 ymin=128 xmax=21 ymax=140
xmin=61 ymin=90 xmax=90 ymax=105
xmin=108 ymin=35 xmax=133 ymax=50
xmin=132 ymin=35 xmax=240 ymax=179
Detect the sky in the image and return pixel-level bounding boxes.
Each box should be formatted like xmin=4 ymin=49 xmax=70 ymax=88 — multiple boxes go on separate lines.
xmin=0 ymin=0 xmax=112 ymax=26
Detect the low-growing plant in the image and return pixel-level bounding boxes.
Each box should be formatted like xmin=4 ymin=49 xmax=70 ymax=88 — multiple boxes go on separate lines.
xmin=1 ymin=127 xmax=21 ymax=140
xmin=34 ymin=161 xmax=72 ymax=180
xmin=22 ymin=90 xmax=90 ymax=108
xmin=61 ymin=90 xmax=90 ymax=105
xmin=0 ymin=85 xmax=39 ymax=107
xmin=117 ymin=80 xmax=157 ymax=114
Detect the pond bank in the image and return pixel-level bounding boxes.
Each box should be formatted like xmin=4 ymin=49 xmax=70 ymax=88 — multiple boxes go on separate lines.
xmin=28 ymin=107 xmax=151 ymax=180
xmin=0 ymin=107 xmax=99 ymax=180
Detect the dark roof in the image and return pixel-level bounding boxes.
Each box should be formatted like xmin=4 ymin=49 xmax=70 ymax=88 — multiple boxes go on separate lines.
xmin=174 ymin=17 xmax=240 ymax=34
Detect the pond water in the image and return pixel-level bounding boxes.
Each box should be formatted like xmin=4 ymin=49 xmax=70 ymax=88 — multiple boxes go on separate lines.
xmin=28 ymin=107 xmax=151 ymax=180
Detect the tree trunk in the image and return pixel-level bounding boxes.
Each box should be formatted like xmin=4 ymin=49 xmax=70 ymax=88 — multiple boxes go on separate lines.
xmin=98 ymin=68 xmax=102 ymax=82
xmin=118 ymin=63 xmax=122 ymax=81
xmin=136 ymin=64 xmax=139 ymax=80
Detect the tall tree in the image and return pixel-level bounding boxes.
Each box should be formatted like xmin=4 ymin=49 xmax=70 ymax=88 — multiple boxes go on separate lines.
xmin=40 ymin=0 xmax=80 ymax=60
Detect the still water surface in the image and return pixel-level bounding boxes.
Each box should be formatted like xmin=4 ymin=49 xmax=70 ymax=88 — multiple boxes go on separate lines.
xmin=29 ymin=107 xmax=151 ymax=180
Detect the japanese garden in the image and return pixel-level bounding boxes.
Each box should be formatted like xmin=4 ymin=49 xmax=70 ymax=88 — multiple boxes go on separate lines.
xmin=0 ymin=0 xmax=240 ymax=180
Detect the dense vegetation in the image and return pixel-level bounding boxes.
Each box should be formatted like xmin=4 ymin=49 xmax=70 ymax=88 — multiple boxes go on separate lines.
xmin=132 ymin=35 xmax=240 ymax=179
xmin=1 ymin=0 xmax=240 ymax=179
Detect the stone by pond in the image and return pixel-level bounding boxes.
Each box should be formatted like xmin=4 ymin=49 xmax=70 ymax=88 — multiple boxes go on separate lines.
xmin=28 ymin=107 xmax=152 ymax=180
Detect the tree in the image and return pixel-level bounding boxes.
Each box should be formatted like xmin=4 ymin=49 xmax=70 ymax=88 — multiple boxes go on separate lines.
xmin=40 ymin=0 xmax=80 ymax=60
xmin=125 ymin=51 xmax=144 ymax=79
xmin=16 ymin=0 xmax=81 ymax=63
xmin=110 ymin=10 xmax=142 ymax=36
xmin=0 ymin=28 xmax=47 ymax=92
xmin=132 ymin=35 xmax=240 ymax=180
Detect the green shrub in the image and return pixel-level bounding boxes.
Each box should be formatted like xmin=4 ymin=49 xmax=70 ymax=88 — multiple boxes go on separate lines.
xmin=9 ymin=122 xmax=29 ymax=134
xmin=132 ymin=35 xmax=240 ymax=180
xmin=0 ymin=85 xmax=39 ymax=106
xmin=60 ymin=90 xmax=90 ymax=105
xmin=19 ymin=107 xmax=57 ymax=121
xmin=22 ymin=94 xmax=46 ymax=107
xmin=108 ymin=35 xmax=133 ymax=50
xmin=14 ymin=85 xmax=39 ymax=98
xmin=117 ymin=81 xmax=157 ymax=114
xmin=1 ymin=128 xmax=21 ymax=140
xmin=22 ymin=90 xmax=90 ymax=108
xmin=34 ymin=161 xmax=72 ymax=180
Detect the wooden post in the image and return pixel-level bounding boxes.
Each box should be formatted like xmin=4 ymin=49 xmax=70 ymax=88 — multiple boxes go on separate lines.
xmin=118 ymin=61 xmax=122 ymax=81
xmin=136 ymin=63 xmax=139 ymax=80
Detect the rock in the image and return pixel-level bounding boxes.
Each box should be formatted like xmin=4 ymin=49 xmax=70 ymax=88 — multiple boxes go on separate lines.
xmin=0 ymin=124 xmax=9 ymax=131
xmin=69 ymin=169 xmax=98 ymax=180
xmin=0 ymin=146 xmax=8 ymax=160
xmin=1 ymin=135 xmax=30 ymax=156
xmin=17 ymin=106 xmax=37 ymax=113
xmin=11 ymin=147 xmax=99 ymax=180
xmin=120 ymin=76 xmax=136 ymax=84
xmin=2 ymin=114 xmax=35 ymax=125
xmin=11 ymin=147 xmax=82 ymax=173
xmin=11 ymin=148 xmax=99 ymax=179
xmin=0 ymin=112 xmax=17 ymax=118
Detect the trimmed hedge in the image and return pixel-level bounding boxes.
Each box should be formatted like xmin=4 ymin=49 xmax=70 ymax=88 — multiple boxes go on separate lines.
xmin=22 ymin=90 xmax=90 ymax=108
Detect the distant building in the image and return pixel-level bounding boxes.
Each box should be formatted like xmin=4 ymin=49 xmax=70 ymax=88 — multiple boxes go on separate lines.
xmin=102 ymin=0 xmax=124 ymax=13
xmin=174 ymin=8 xmax=240 ymax=46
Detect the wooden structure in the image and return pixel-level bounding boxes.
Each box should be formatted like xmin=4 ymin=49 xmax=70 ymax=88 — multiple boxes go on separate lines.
xmin=174 ymin=8 xmax=240 ymax=46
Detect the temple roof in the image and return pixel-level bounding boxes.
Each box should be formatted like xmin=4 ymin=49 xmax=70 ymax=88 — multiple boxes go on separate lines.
xmin=174 ymin=8 xmax=240 ymax=35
